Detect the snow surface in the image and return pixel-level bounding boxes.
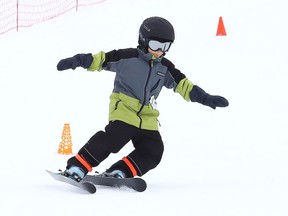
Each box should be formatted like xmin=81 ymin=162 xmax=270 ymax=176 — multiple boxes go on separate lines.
xmin=0 ymin=0 xmax=287 ymax=215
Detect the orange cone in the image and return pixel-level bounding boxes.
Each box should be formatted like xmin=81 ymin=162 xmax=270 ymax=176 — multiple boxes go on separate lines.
xmin=58 ymin=123 xmax=73 ymax=155
xmin=216 ymin=16 xmax=227 ymax=36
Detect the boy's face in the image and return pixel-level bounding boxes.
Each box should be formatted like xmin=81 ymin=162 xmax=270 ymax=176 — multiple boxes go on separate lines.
xmin=148 ymin=48 xmax=164 ymax=58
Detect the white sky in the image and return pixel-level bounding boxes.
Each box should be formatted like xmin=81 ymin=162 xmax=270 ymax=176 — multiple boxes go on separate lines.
xmin=0 ymin=0 xmax=287 ymax=215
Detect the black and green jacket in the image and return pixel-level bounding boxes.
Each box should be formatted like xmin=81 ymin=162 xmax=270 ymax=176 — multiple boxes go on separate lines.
xmin=87 ymin=48 xmax=193 ymax=131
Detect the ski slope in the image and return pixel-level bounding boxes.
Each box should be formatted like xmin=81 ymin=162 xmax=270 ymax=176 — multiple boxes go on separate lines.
xmin=0 ymin=0 xmax=287 ymax=215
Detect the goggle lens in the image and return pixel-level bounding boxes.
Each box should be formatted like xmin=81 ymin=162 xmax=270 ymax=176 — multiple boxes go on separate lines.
xmin=148 ymin=40 xmax=172 ymax=52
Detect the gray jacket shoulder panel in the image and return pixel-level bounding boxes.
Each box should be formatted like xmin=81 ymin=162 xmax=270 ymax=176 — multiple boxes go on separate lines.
xmin=102 ymin=48 xmax=186 ymax=105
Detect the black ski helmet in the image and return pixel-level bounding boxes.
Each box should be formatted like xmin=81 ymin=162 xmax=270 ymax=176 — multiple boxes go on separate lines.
xmin=138 ymin=16 xmax=175 ymax=50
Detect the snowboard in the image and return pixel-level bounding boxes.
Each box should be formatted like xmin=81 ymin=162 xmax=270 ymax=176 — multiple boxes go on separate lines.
xmin=83 ymin=174 xmax=147 ymax=192
xmin=46 ymin=170 xmax=96 ymax=194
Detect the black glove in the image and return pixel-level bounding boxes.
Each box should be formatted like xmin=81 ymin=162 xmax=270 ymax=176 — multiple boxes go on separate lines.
xmin=57 ymin=53 xmax=93 ymax=71
xmin=203 ymin=95 xmax=229 ymax=109
xmin=190 ymin=85 xmax=229 ymax=109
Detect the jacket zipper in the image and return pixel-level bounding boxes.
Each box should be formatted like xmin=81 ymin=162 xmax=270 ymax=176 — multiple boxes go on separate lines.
xmin=137 ymin=60 xmax=153 ymax=128
xmin=114 ymin=100 xmax=121 ymax=110
xmin=150 ymin=79 xmax=160 ymax=93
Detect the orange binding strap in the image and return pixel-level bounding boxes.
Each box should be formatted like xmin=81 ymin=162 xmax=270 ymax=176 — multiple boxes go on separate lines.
xmin=122 ymin=157 xmax=137 ymax=177
xmin=75 ymin=154 xmax=92 ymax=172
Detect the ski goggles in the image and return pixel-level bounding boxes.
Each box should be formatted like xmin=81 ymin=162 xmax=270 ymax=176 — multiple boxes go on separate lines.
xmin=148 ymin=40 xmax=172 ymax=52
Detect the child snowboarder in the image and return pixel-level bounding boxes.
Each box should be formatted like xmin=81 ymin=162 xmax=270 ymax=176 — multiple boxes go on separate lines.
xmin=56 ymin=16 xmax=229 ymax=181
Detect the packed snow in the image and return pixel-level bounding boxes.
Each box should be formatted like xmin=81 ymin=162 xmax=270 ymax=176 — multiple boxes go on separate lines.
xmin=0 ymin=0 xmax=287 ymax=215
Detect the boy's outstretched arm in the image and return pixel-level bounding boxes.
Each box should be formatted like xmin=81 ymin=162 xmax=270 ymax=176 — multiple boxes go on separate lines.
xmin=57 ymin=53 xmax=93 ymax=71
xmin=189 ymin=85 xmax=229 ymax=109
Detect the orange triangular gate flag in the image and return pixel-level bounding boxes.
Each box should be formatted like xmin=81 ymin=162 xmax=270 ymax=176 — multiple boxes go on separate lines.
xmin=216 ymin=16 xmax=227 ymax=36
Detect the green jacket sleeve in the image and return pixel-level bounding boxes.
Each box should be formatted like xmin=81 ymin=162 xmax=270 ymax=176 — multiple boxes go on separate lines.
xmin=87 ymin=51 xmax=106 ymax=72
xmin=175 ymin=78 xmax=194 ymax=101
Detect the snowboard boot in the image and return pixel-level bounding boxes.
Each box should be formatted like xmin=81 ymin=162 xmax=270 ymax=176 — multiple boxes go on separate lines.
xmin=101 ymin=170 xmax=126 ymax=179
xmin=62 ymin=166 xmax=85 ymax=182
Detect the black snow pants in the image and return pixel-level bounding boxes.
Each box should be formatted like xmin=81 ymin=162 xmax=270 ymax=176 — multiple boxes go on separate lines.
xmin=66 ymin=120 xmax=164 ymax=177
